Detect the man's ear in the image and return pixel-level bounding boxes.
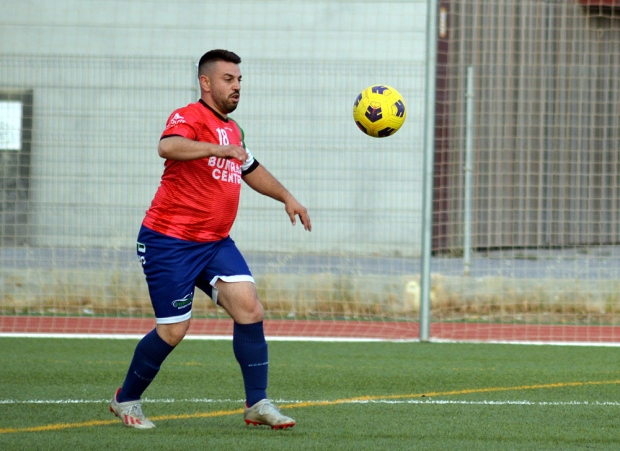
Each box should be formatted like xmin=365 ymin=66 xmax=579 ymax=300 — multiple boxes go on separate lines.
xmin=199 ymin=74 xmax=211 ymax=92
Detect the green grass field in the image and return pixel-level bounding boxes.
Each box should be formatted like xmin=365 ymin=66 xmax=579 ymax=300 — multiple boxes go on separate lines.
xmin=1 ymin=337 xmax=619 ymax=450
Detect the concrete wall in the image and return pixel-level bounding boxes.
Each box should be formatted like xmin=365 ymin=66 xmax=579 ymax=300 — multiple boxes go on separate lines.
xmin=0 ymin=0 xmax=428 ymax=256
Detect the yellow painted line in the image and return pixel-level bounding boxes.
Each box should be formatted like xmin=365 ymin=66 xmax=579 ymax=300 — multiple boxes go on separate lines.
xmin=0 ymin=419 xmax=117 ymax=434
xmin=0 ymin=409 xmax=244 ymax=434
xmin=278 ymin=380 xmax=620 ymax=410
xmin=2 ymin=380 xmax=619 ymax=434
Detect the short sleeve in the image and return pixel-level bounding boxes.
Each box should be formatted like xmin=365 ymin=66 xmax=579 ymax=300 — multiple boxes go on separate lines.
xmin=161 ymin=108 xmax=198 ymax=140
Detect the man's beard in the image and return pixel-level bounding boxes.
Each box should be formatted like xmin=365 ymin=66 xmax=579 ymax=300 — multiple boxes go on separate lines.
xmin=218 ymin=94 xmax=239 ymax=114
xmin=224 ymin=102 xmax=238 ymax=113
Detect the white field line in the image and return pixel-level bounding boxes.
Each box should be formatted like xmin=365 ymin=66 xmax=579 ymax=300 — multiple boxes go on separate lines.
xmin=1 ymin=398 xmax=620 ymax=407
xmin=3 ymin=333 xmax=620 ymax=346
xmin=0 ymin=333 xmax=400 ymax=342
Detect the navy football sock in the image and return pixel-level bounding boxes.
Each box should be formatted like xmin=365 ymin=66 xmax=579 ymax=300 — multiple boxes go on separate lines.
xmin=233 ymin=321 xmax=268 ymax=407
xmin=118 ymin=328 xmax=175 ymax=402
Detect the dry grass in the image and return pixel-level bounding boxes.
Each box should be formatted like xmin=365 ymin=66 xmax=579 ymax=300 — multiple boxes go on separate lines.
xmin=2 ymin=269 xmax=620 ymax=325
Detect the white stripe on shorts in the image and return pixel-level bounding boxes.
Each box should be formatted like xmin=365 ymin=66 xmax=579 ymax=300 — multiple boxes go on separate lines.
xmin=209 ymin=275 xmax=255 ymax=305
xmin=156 ymin=310 xmax=192 ymax=325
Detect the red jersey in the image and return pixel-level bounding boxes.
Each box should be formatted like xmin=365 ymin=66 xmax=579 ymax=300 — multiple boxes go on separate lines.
xmin=142 ymin=100 xmax=257 ymax=242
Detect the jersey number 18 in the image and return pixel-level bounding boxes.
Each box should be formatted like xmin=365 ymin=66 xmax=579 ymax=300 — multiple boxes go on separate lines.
xmin=216 ymin=128 xmax=229 ymax=145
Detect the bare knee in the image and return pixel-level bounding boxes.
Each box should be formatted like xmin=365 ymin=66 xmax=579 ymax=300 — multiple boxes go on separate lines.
xmin=156 ymin=320 xmax=190 ymax=346
xmin=215 ymin=281 xmax=265 ymax=324
xmin=245 ymin=301 xmax=264 ymax=323
xmin=225 ymin=297 xmax=264 ymax=324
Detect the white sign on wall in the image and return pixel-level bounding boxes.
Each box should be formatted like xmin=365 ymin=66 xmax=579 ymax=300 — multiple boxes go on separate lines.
xmin=0 ymin=101 xmax=22 ymax=151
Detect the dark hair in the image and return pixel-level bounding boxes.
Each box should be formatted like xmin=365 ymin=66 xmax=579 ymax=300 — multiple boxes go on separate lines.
xmin=197 ymin=49 xmax=242 ymax=77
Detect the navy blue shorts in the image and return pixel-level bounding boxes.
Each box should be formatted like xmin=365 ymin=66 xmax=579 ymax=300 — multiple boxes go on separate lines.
xmin=136 ymin=225 xmax=254 ymax=324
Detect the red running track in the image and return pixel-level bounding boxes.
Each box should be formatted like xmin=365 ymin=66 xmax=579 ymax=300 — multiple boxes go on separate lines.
xmin=2 ymin=316 xmax=620 ymax=343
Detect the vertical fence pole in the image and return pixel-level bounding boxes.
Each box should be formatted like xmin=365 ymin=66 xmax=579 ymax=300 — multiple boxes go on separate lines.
xmin=419 ymin=0 xmax=439 ymax=342
xmin=464 ymin=66 xmax=475 ymax=276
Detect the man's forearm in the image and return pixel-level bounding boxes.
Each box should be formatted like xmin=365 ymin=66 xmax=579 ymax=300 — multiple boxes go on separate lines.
xmin=242 ymin=165 xmax=292 ymax=203
xmin=158 ymin=136 xmax=247 ymax=162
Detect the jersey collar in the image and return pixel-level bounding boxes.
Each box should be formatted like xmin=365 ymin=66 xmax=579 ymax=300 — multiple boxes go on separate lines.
xmin=199 ymin=99 xmax=229 ymax=122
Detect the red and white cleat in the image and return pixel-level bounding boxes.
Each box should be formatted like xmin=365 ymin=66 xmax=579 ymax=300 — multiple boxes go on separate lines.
xmin=244 ymin=399 xmax=296 ymax=430
xmin=109 ymin=388 xmax=155 ymax=429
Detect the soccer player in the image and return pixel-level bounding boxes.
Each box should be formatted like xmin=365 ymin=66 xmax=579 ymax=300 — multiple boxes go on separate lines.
xmin=110 ymin=49 xmax=311 ymax=430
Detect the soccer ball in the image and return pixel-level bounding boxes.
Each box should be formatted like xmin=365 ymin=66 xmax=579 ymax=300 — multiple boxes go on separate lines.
xmin=353 ymin=85 xmax=407 ymax=138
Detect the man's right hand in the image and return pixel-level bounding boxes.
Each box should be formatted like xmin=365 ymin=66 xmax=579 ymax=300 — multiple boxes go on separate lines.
xmin=214 ymin=144 xmax=248 ymax=163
